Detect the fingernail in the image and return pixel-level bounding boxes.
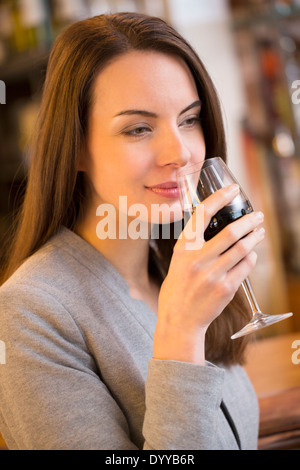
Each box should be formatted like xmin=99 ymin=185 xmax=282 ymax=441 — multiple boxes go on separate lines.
xmin=227 ymin=184 xmax=240 ymax=193
xmin=256 ymin=211 xmax=264 ymax=221
xmin=257 ymin=227 xmax=265 ymax=236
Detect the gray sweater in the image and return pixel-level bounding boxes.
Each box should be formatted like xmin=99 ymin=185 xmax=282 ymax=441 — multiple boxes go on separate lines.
xmin=0 ymin=228 xmax=259 ymax=450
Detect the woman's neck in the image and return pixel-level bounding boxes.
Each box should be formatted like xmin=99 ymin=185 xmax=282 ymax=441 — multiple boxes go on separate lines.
xmin=74 ymin=206 xmax=157 ymax=300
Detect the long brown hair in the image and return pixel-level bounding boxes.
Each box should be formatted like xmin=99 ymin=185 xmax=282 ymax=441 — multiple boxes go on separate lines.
xmin=1 ymin=12 xmax=252 ymax=364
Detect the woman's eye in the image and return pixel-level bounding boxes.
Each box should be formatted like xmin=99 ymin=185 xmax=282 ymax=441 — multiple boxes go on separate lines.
xmin=123 ymin=126 xmax=151 ymax=137
xmin=180 ymin=116 xmax=202 ymax=128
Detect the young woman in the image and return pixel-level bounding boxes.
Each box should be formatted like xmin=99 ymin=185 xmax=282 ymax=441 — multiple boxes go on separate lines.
xmin=0 ymin=13 xmax=265 ymax=450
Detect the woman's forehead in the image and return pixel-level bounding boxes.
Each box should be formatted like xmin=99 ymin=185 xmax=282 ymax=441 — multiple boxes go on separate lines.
xmin=90 ymin=50 xmax=199 ymax=115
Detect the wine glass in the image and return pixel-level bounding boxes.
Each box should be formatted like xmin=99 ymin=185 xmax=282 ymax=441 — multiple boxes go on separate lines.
xmin=176 ymin=157 xmax=293 ymax=340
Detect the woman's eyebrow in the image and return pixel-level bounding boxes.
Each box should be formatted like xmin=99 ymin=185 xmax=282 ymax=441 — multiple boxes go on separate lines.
xmin=113 ymin=100 xmax=202 ymax=119
xmin=179 ymin=100 xmax=202 ymax=116
xmin=114 ymin=109 xmax=157 ymax=118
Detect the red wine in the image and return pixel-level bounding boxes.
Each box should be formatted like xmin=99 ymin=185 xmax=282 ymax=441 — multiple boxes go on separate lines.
xmin=204 ymin=199 xmax=253 ymax=241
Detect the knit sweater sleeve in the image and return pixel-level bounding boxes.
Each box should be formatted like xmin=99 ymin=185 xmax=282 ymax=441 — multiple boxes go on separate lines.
xmin=143 ymin=359 xmax=225 ymax=450
xmin=0 ymin=284 xmax=137 ymax=450
xmin=0 ymin=283 xmax=225 ymax=450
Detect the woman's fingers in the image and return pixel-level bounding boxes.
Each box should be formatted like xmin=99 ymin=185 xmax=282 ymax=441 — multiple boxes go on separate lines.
xmin=185 ymin=227 xmax=264 ymax=299
xmin=177 ymin=184 xmax=240 ymax=250
xmin=205 ymin=211 xmax=264 ymax=258
xmin=200 ymin=184 xmax=240 ymax=228
xmin=214 ymin=226 xmax=265 ymax=275
xmin=224 ymin=251 xmax=258 ymax=295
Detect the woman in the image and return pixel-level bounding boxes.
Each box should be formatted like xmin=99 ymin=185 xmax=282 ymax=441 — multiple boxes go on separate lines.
xmin=0 ymin=13 xmax=264 ymax=450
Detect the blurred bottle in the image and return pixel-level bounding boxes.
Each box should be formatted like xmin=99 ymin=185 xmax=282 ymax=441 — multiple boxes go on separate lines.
xmin=259 ymin=38 xmax=294 ymax=133
xmin=51 ymin=0 xmax=89 ymax=35
xmin=0 ymin=3 xmax=14 ymax=63
xmin=0 ymin=0 xmax=51 ymax=55
xmin=18 ymin=0 xmax=52 ymax=50
xmin=274 ymin=0 xmax=293 ymax=15
xmin=19 ymin=0 xmax=53 ymax=50
xmin=10 ymin=0 xmax=28 ymax=53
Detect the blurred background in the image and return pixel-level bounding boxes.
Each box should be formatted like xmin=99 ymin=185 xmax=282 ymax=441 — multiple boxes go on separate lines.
xmin=0 ymin=0 xmax=299 ymax=337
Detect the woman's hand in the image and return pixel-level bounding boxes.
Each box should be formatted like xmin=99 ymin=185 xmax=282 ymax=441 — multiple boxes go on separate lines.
xmin=153 ymin=184 xmax=265 ymax=365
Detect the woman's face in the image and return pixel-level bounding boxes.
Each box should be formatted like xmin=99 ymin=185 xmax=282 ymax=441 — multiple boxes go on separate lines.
xmin=82 ymin=50 xmax=206 ymax=224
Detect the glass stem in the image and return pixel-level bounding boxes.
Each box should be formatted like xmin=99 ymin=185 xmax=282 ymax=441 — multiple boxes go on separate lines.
xmin=242 ymin=278 xmax=261 ymax=315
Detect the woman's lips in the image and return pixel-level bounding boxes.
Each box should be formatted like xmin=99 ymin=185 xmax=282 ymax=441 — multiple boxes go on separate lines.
xmin=146 ymin=182 xmax=180 ymax=199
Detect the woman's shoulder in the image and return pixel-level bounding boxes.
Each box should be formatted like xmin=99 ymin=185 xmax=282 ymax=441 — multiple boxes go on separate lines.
xmin=0 ymin=226 xmax=129 ymax=320
xmin=0 ymin=228 xmax=103 ymax=322
xmin=0 ymin=226 xmax=119 ymax=293
xmin=0 ymin=228 xmax=78 ymax=294
xmin=0 ymin=229 xmax=94 ymax=342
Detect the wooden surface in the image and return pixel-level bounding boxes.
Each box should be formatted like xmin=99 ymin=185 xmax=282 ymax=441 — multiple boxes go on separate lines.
xmin=258 ymin=387 xmax=300 ymax=449
xmin=245 ymin=331 xmax=300 ymax=394
xmin=0 ymin=434 xmax=7 ymax=450
xmin=245 ymin=331 xmax=300 ymax=450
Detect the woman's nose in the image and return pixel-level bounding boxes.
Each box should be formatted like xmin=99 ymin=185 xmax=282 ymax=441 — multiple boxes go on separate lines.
xmin=155 ymin=129 xmax=192 ymax=167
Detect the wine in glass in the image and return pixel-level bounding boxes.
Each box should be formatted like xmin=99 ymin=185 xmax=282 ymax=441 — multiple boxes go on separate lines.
xmin=176 ymin=157 xmax=293 ymax=340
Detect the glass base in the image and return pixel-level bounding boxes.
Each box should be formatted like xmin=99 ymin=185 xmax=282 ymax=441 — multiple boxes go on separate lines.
xmin=231 ymin=312 xmax=293 ymax=340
